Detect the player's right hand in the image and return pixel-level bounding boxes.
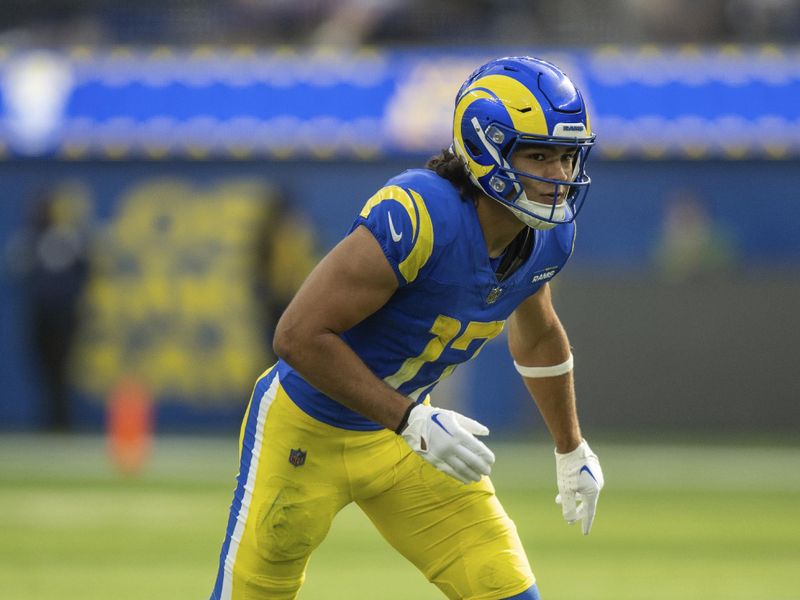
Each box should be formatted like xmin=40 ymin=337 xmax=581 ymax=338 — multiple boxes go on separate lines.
xmin=399 ymin=404 xmax=495 ymax=484
xmin=554 ymin=439 xmax=604 ymax=535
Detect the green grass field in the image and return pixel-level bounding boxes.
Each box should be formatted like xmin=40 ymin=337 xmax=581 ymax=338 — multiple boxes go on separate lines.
xmin=1 ymin=435 xmax=798 ymax=600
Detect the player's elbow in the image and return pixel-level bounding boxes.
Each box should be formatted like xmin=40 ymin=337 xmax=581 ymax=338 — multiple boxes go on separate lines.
xmin=508 ymin=319 xmax=568 ymax=365
xmin=273 ymin=313 xmax=302 ymax=364
xmin=508 ymin=336 xmax=536 ymax=368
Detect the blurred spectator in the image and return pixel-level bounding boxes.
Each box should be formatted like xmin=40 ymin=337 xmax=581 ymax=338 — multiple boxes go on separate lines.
xmin=5 ymin=182 xmax=93 ymax=431
xmin=1 ymin=0 xmax=798 ymax=46
xmin=309 ymin=0 xmax=410 ymax=46
xmin=626 ymin=0 xmax=730 ymax=43
xmin=653 ymin=188 xmax=737 ymax=281
xmin=724 ymin=0 xmax=800 ymax=41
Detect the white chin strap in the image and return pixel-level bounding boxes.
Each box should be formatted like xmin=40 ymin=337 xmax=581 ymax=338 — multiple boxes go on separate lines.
xmin=503 ymin=192 xmax=567 ymax=231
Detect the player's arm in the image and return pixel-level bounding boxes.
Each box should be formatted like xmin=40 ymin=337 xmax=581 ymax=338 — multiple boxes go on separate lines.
xmin=508 ymin=283 xmax=604 ymax=534
xmin=507 ymin=283 xmax=580 ymax=451
xmin=273 ymin=224 xmax=411 ymax=429
xmin=273 ymin=225 xmax=494 ymax=483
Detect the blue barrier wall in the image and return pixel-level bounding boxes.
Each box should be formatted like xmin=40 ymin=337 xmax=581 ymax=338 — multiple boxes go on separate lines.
xmin=2 ymin=157 xmax=799 ymax=431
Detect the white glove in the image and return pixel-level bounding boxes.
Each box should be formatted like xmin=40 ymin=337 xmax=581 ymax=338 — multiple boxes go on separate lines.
xmin=555 ymin=439 xmax=604 ymax=535
xmin=400 ymin=404 xmax=495 ymax=484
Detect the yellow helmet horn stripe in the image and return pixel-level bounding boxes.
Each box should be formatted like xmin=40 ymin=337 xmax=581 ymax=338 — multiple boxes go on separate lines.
xmin=453 ymin=88 xmax=494 ymax=178
xmin=464 ymin=74 xmax=548 ymax=136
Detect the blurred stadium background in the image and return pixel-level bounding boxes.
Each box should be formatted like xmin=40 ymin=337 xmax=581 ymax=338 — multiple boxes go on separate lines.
xmin=0 ymin=2 xmax=798 ymax=599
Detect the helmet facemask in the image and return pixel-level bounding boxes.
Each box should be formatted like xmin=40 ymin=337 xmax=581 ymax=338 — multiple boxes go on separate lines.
xmin=472 ymin=121 xmax=594 ymax=230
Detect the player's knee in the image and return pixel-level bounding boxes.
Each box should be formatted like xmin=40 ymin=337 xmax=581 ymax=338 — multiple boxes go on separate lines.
xmin=433 ymin=548 xmax=535 ymax=600
xmin=256 ymin=478 xmax=338 ymax=562
xmin=473 ymin=549 xmax=533 ymax=596
xmin=241 ymin=572 xmax=306 ymax=600
xmin=502 ymin=584 xmax=541 ymax=599
xmin=214 ymin=566 xmax=304 ymax=600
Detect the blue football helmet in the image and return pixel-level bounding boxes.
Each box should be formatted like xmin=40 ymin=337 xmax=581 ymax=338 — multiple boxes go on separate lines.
xmin=452 ymin=56 xmax=595 ymax=230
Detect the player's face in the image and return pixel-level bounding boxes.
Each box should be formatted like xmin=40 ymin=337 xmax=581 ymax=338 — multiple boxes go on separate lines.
xmin=509 ymin=144 xmax=577 ymax=202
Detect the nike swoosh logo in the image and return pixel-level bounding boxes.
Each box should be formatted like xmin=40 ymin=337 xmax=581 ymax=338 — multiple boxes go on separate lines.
xmin=387 ymin=212 xmax=402 ymax=242
xmin=430 ymin=413 xmax=451 ymax=435
xmin=580 ymin=465 xmax=598 ymax=483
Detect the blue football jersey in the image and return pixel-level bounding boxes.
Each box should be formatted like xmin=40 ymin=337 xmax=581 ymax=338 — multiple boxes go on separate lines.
xmin=277 ymin=169 xmax=576 ymax=430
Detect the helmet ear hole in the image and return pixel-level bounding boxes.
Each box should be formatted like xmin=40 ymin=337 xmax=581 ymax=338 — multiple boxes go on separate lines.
xmin=464 ymin=139 xmax=482 ymax=157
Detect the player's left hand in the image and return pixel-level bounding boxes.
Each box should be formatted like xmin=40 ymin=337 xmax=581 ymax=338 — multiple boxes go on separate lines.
xmin=554 ymin=439 xmax=604 ymax=535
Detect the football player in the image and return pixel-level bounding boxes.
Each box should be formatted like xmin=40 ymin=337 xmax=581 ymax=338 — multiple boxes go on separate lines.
xmin=211 ymin=56 xmax=605 ymax=600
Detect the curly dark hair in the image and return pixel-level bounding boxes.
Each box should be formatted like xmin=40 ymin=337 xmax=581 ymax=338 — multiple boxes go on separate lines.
xmin=425 ymin=148 xmax=476 ymax=200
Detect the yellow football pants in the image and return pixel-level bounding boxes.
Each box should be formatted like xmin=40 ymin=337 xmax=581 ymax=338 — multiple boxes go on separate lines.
xmin=210 ymin=368 xmax=535 ymax=600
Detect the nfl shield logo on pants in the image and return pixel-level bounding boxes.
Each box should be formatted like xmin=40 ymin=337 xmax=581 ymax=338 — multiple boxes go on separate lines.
xmin=288 ymin=448 xmax=307 ymax=467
